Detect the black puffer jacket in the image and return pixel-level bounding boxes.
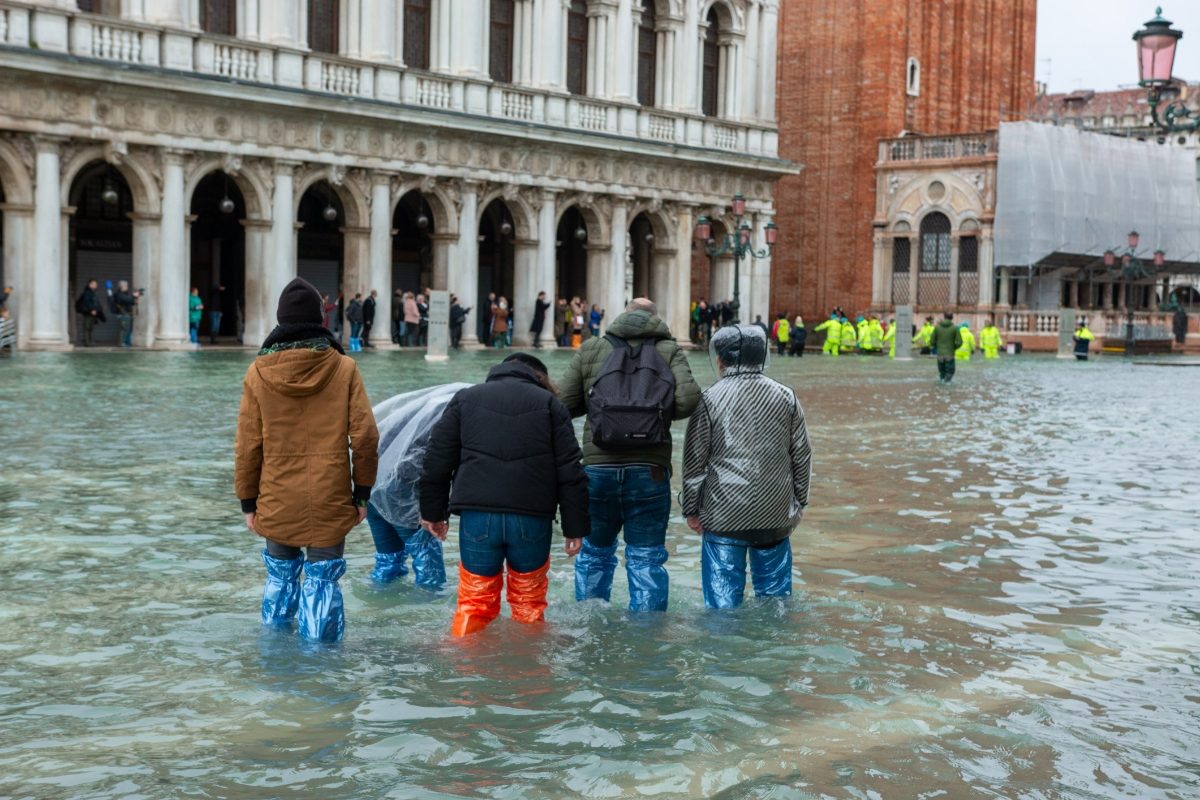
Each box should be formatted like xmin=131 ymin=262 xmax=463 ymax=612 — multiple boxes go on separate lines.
xmin=419 ymin=362 xmax=590 ymax=539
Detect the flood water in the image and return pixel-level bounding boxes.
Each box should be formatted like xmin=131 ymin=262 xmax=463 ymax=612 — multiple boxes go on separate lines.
xmin=1 ymin=348 xmax=1198 ymax=799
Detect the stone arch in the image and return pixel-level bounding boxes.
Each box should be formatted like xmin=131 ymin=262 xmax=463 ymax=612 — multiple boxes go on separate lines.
xmin=392 ymin=178 xmax=458 ymax=236
xmin=477 ymin=187 xmax=536 ymax=240
xmin=555 ymin=199 xmax=610 ymax=247
xmin=701 ymin=0 xmax=744 ymax=33
xmin=294 ymin=166 xmax=369 ymax=228
xmin=627 ymin=202 xmax=675 ymax=249
xmin=61 ymin=145 xmax=160 ymax=215
xmin=184 ymin=158 xmax=270 ymax=220
xmin=0 ymin=139 xmax=34 ymax=205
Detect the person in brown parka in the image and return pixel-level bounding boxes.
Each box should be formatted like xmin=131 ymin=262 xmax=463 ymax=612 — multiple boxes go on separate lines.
xmin=235 ymin=277 xmax=379 ymax=643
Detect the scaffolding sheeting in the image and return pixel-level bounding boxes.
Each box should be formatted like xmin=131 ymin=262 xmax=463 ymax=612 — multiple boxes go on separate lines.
xmin=994 ymin=121 xmax=1200 ymax=272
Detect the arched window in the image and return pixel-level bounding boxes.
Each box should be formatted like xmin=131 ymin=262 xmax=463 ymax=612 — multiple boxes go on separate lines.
xmin=404 ymin=0 xmax=431 ymax=69
xmin=919 ymin=213 xmax=952 ymax=272
xmin=701 ymin=8 xmax=720 ymax=117
xmin=309 ymin=0 xmax=339 ymax=54
xmin=200 ymin=0 xmax=235 ymax=36
xmin=906 ymin=57 xmax=921 ymax=97
xmin=637 ymin=0 xmax=657 ymax=106
xmin=566 ymin=0 xmax=588 ymax=95
xmin=489 ymin=0 xmax=515 ymax=83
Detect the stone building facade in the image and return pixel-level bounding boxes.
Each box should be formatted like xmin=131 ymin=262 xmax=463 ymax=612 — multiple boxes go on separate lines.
xmin=0 ymin=0 xmax=786 ymax=350
xmin=1029 ymin=82 xmax=1200 ymax=150
xmin=772 ymin=0 xmax=1036 ymax=322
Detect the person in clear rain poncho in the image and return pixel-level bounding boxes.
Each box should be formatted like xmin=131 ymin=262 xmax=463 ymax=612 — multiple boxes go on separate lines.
xmin=365 ymin=384 xmax=473 ymax=590
xmin=682 ymin=325 xmax=813 ymax=609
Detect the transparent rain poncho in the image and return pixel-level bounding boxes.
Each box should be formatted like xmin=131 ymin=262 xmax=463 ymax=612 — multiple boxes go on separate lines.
xmin=370 ymin=384 xmax=471 ymax=529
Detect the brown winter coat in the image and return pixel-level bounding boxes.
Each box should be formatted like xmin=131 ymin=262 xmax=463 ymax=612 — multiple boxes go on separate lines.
xmin=234 ymin=347 xmax=379 ymax=548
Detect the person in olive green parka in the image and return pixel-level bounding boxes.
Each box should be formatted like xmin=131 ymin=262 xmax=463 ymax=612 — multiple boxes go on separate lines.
xmin=930 ymin=312 xmax=964 ymax=383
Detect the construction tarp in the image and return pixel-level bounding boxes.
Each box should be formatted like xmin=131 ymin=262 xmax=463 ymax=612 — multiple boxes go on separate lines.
xmin=994 ymin=121 xmax=1200 ymax=271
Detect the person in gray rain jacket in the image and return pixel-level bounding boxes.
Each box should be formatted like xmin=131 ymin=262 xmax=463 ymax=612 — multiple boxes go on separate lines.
xmin=682 ymin=324 xmax=812 ymax=609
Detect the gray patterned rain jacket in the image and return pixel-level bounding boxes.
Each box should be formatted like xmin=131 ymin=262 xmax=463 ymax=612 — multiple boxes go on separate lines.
xmin=681 ymin=367 xmax=812 ymax=545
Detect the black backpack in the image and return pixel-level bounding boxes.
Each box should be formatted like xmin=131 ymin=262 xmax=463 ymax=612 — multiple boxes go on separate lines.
xmin=587 ymin=335 xmax=676 ymax=450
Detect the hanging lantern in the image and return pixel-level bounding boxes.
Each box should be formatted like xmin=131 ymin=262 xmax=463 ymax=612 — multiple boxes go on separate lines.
xmin=101 ymin=184 xmax=119 ymax=205
xmin=500 ymin=220 xmax=514 ymax=237
xmin=1154 ymin=249 xmax=1166 ymax=267
xmin=1104 ymin=250 xmax=1116 ymax=267
xmin=1133 ymin=8 xmax=1182 ymax=89
xmin=694 ymin=216 xmax=711 ymax=241
xmin=764 ymin=220 xmax=779 ymax=247
xmin=645 ymin=232 xmax=655 ymax=244
xmin=219 ymin=196 xmax=236 ymax=214
xmin=574 ymin=226 xmax=587 ymax=241
xmin=738 ymin=221 xmax=752 ymax=247
xmin=323 ymin=204 xmax=338 ymax=222
xmin=416 ymin=213 xmax=430 ymax=230
xmin=731 ymin=193 xmax=746 ymax=217
xmin=1128 ymin=230 xmax=1140 ymax=248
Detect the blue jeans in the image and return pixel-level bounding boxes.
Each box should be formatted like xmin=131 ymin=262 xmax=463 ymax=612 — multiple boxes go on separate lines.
xmin=209 ymin=311 xmax=222 ymax=339
xmin=701 ymin=534 xmax=792 ymax=609
xmin=350 ymin=321 xmax=363 ymax=340
xmin=189 ymin=322 xmax=199 ymax=344
xmin=575 ymin=465 xmax=672 ymax=611
xmin=459 ymin=511 xmax=552 ymax=577
xmin=366 ymin=504 xmax=445 ymax=589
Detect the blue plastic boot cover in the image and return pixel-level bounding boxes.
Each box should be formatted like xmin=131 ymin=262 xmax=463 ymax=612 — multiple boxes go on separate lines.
xmin=407 ymin=530 xmax=447 ymax=590
xmin=625 ymin=545 xmax=669 ymax=612
xmin=749 ymin=538 xmax=793 ymax=599
xmin=370 ymin=550 xmax=409 ymax=585
xmin=297 ymin=558 xmax=347 ymax=643
xmin=261 ymin=550 xmax=304 ymax=626
xmin=701 ymin=535 xmax=748 ymax=610
xmin=574 ymin=540 xmax=619 ymax=601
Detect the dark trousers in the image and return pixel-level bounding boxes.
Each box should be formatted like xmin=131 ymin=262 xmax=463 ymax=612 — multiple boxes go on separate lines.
xmin=450 ymin=324 xmax=463 ymax=349
xmin=362 ymin=319 xmax=373 ymax=345
xmin=459 ymin=511 xmax=552 ymax=577
xmin=265 ymin=539 xmax=345 ymax=563
xmin=81 ymin=315 xmax=98 ymax=346
xmin=937 ymin=357 xmax=956 ymax=382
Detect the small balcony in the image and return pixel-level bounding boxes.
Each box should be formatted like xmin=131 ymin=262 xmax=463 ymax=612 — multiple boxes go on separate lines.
xmin=878 ymin=132 xmax=998 ymax=164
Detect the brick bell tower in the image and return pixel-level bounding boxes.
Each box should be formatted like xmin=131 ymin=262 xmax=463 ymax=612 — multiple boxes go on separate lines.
xmin=771 ymin=0 xmax=1037 ymax=322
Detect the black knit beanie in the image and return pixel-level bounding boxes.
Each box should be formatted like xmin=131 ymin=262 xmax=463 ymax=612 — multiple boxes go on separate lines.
xmin=276 ymin=278 xmax=323 ymax=325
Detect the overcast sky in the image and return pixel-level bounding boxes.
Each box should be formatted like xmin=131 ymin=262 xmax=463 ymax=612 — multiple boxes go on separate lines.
xmin=1037 ymin=1 xmax=1200 ymax=92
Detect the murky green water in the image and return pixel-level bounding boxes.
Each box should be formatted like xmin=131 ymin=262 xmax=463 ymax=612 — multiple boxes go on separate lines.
xmin=1 ymin=349 xmax=1198 ymax=799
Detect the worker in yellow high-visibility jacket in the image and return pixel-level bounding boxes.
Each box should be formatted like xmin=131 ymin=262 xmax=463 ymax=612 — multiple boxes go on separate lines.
xmin=979 ymin=319 xmax=1004 ymax=359
xmin=814 ymin=312 xmax=841 ymax=356
xmin=883 ymin=319 xmax=896 ymax=358
xmin=955 ymin=323 xmax=976 ymax=361
xmin=840 ymin=317 xmax=858 ymax=354
xmin=913 ymin=317 xmax=935 ymax=354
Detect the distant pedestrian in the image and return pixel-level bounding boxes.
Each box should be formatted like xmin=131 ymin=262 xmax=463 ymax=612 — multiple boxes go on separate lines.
xmin=771 ymin=313 xmax=790 ymax=355
xmin=75 ymin=279 xmax=106 ymax=346
xmin=321 ymin=294 xmax=336 ymax=331
xmin=235 ymin=277 xmax=378 ymax=643
xmin=930 ymin=313 xmax=963 ymax=383
xmin=1073 ymin=320 xmax=1095 ymax=361
xmin=209 ymin=285 xmax=226 ymax=343
xmin=530 ymin=291 xmax=550 ymax=348
xmin=417 ymin=293 xmax=430 ymax=346
xmin=683 ymin=325 xmax=812 ymax=609
xmin=955 ymin=322 xmax=976 ymax=361
xmin=589 ymin=304 xmax=604 ymax=338
xmin=980 ymin=318 xmax=1003 ymax=359
xmin=109 ymin=280 xmax=139 ymax=348
xmin=362 ymin=290 xmax=377 ymax=348
xmin=790 ymin=315 xmax=806 ymax=356
xmin=449 ymin=294 xmax=470 ymax=350
xmin=188 ymin=287 xmax=204 ymax=345
xmin=914 ymin=316 xmax=935 ymax=355
xmin=491 ymin=297 xmax=510 ymax=348
xmin=420 ymin=353 xmax=589 ymax=636
xmin=1173 ymin=307 xmax=1188 ymax=345
xmin=391 ymin=289 xmax=403 ymax=343
xmin=403 ymin=291 xmax=420 ymax=346
xmin=346 ymin=293 xmax=364 ymax=351
xmin=556 ymin=298 xmax=570 ymax=346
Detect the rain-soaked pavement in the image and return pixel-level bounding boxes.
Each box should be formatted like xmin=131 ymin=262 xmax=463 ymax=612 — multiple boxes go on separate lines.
xmin=0 ymin=348 xmax=1197 ymax=799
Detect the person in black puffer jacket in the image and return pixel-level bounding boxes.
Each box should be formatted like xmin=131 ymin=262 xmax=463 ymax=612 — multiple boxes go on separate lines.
xmin=420 ymin=354 xmax=589 ymax=636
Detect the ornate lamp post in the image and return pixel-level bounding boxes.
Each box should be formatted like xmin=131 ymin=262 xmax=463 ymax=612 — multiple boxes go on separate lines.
xmin=1104 ymin=230 xmax=1164 ymax=356
xmin=1134 ymin=8 xmax=1200 ymax=133
xmin=694 ymin=193 xmax=778 ymax=325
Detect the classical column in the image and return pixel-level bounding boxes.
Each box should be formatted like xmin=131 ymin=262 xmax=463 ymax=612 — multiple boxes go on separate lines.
xmin=948 ymin=236 xmax=961 ymax=307
xmin=749 ymin=212 xmax=773 ymax=325
xmin=996 ymin=265 xmax=1012 ymax=309
xmin=449 ymin=0 xmax=487 ymax=76
xmin=535 ymin=0 xmax=565 ymax=90
xmin=30 ymin=137 xmax=68 ymax=349
xmin=430 ymin=233 xmax=455 ymax=291
xmin=512 ymin=239 xmax=538 ymax=346
xmin=1 ymin=202 xmax=33 ymax=347
xmin=757 ymin=1 xmax=778 ymax=122
xmin=341 ymin=226 xmax=371 ymax=323
xmin=155 ymin=151 xmax=189 ymax=348
xmin=606 ymin=201 xmax=630 ymax=332
xmin=677 ymin=2 xmax=698 ymax=112
xmin=368 ymin=174 xmax=394 ymax=347
xmin=268 ymin=160 xmax=299 ymax=322
xmin=668 ymin=205 xmax=694 ymax=344
xmin=513 ymin=0 xmax=535 ymax=85
xmin=978 ymin=225 xmax=995 ymax=307
xmin=907 ymin=236 xmax=919 ymax=308
xmin=614 ymin=0 xmax=634 ymax=100
xmin=130 ymin=213 xmax=161 ymax=347
xmin=871 ymin=230 xmax=887 ymax=308
xmin=453 ymin=182 xmax=480 ymax=345
xmin=241 ymin=218 xmax=272 ymax=347
xmin=742 ymin=1 xmax=759 ymax=119
xmin=535 ymin=190 xmax=558 ymax=313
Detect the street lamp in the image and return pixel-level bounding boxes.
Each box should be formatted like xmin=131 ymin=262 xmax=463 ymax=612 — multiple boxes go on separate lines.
xmin=1134 ymin=7 xmax=1200 ymax=133
xmin=1105 ymin=229 xmax=1163 ymax=356
xmin=694 ymin=193 xmax=777 ymax=324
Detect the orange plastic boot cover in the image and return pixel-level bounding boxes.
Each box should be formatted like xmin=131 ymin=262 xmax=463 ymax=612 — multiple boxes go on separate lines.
xmin=507 ymin=560 xmax=550 ymax=624
xmin=451 ymin=564 xmax=503 ymax=637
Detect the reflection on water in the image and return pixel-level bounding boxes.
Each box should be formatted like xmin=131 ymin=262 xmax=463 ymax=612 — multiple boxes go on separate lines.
xmin=1 ymin=351 xmax=1198 ymax=798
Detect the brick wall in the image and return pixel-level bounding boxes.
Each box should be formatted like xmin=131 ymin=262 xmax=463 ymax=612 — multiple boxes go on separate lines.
xmin=773 ymin=0 xmax=1037 ymax=322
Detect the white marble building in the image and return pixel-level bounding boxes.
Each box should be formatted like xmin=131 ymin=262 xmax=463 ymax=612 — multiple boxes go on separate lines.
xmin=0 ymin=0 xmax=785 ymax=349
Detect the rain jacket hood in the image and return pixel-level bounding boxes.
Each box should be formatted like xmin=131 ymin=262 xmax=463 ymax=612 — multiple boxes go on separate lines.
xmin=605 ymin=310 xmax=674 ymax=341
xmin=253 ymin=347 xmax=343 ymax=398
